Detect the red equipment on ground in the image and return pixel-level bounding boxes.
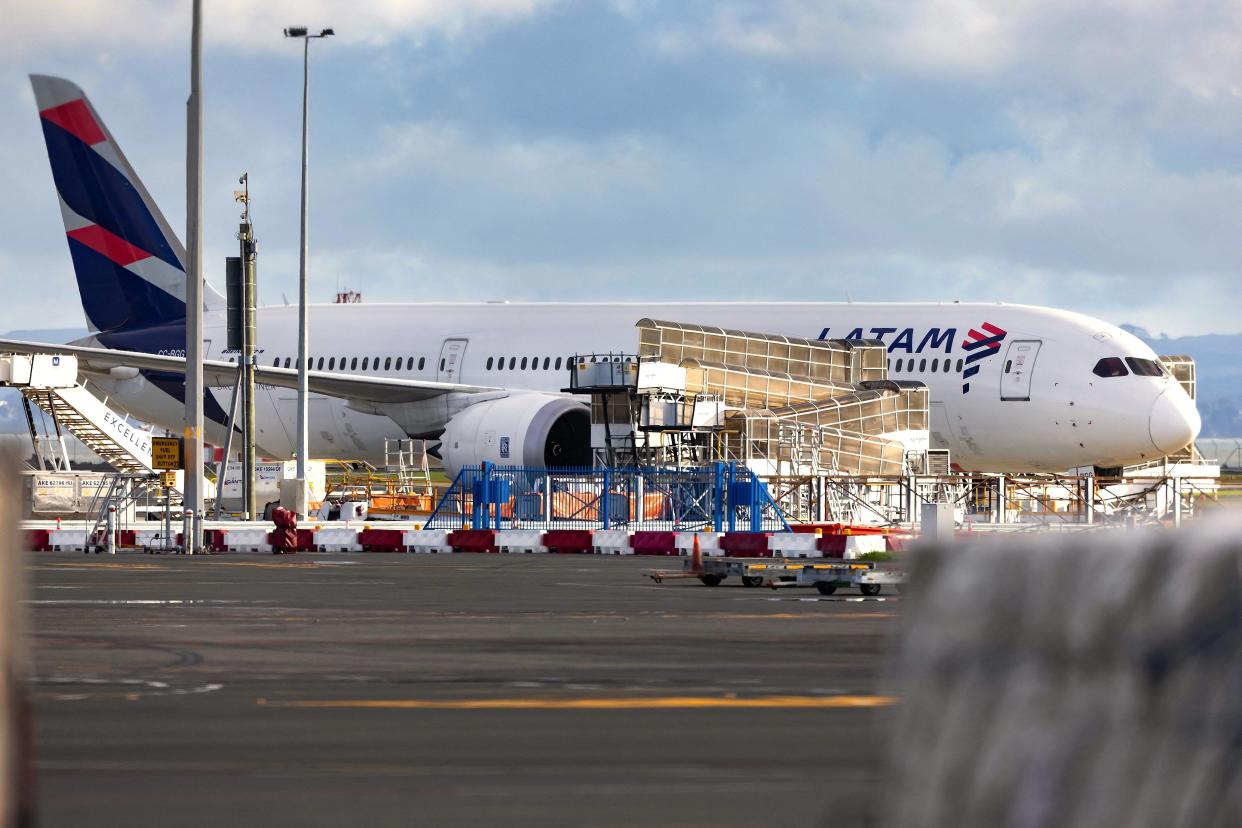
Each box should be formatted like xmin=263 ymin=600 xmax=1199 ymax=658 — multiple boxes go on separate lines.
xmin=271 ymin=507 xmax=298 ymax=555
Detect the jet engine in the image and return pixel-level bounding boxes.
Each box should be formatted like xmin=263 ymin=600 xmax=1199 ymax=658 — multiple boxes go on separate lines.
xmin=434 ymin=393 xmax=591 ymax=476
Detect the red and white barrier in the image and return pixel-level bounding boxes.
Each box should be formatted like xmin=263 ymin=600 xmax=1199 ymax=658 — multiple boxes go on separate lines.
xmin=403 ymin=529 xmax=451 ymax=553
xmin=543 ymin=530 xmax=594 ymax=554
xmin=629 ymin=531 xmax=675 ymax=556
xmin=592 ymin=529 xmax=632 ymax=555
xmin=675 ymin=531 xmax=724 ymax=557
xmin=222 ymin=527 xmax=271 ymax=552
xmin=448 ymin=529 xmax=497 ymax=553
xmin=134 ymin=528 xmax=174 ymax=550
xmin=359 ymin=528 xmax=405 ymax=553
xmin=819 ymin=533 xmax=888 ymax=558
xmin=768 ymin=532 xmax=822 ymax=558
xmin=496 ymin=529 xmax=548 ymax=554
xmin=718 ymin=532 xmax=770 ymax=558
xmin=48 ymin=529 xmax=88 ymax=551
xmin=28 ymin=522 xmax=885 ymax=559
xmin=314 ymin=526 xmax=362 ymax=552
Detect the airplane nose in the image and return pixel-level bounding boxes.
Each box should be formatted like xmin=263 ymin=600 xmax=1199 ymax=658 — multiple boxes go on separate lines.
xmin=1149 ymin=388 xmax=1201 ymax=454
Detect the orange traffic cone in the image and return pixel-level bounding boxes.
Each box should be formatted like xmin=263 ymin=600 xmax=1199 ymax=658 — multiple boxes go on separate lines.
xmin=691 ymin=533 xmax=702 ymax=574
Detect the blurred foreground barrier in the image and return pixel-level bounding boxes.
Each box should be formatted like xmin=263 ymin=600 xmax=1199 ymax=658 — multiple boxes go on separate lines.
xmin=889 ymin=520 xmax=1242 ymax=828
xmin=0 ymin=454 xmax=32 ymax=824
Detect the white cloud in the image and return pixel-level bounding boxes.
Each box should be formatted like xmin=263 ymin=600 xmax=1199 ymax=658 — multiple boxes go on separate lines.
xmin=698 ymin=0 xmax=1242 ymax=136
xmin=704 ymin=2 xmax=1193 ymax=73
xmin=0 ymin=249 xmax=89 ymax=331
xmin=2 ymin=0 xmax=560 ymax=57
xmin=300 ymin=110 xmax=1242 ymax=336
xmin=348 ymin=120 xmax=663 ymax=204
xmin=4 ymin=1 xmax=1242 ymax=339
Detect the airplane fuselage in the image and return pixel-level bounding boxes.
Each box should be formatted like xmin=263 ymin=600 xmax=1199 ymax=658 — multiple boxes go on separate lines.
xmin=85 ymin=301 xmax=1199 ymax=474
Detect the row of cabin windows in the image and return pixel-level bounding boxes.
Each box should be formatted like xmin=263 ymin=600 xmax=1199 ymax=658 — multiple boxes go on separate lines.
xmin=266 ymin=355 xmax=429 ymax=372
xmin=244 ymin=353 xmax=982 ymax=378
xmin=485 ymin=356 xmax=568 ymax=372
xmin=887 ymin=357 xmax=965 ymax=374
xmin=248 ymin=353 xmax=968 ymax=376
xmin=251 ymin=354 xmax=571 ymax=373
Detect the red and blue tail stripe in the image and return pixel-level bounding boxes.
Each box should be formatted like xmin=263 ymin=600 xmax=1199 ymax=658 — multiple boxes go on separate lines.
xmin=31 ymin=75 xmax=222 ymax=333
xmin=32 ymin=76 xmax=230 ymax=425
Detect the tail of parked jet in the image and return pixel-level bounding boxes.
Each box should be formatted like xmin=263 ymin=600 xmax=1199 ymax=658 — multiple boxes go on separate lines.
xmin=30 ymin=75 xmax=223 ymax=334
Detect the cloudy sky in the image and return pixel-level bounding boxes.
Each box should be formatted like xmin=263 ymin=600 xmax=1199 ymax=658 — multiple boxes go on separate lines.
xmin=2 ymin=0 xmax=1240 ymax=337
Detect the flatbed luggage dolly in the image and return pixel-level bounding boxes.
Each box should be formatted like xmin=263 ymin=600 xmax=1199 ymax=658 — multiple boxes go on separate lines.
xmin=650 ymin=555 xmax=904 ymax=595
xmin=793 ymin=563 xmax=905 ymax=596
xmin=686 ymin=559 xmax=889 ymax=593
xmin=646 ymin=536 xmax=904 ymax=594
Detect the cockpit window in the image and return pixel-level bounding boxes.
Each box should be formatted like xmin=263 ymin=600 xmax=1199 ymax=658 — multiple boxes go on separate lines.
xmin=1125 ymin=357 xmax=1164 ymax=377
xmin=1092 ymin=357 xmax=1128 ymax=378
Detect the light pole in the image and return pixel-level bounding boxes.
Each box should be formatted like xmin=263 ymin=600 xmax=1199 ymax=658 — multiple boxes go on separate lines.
xmin=284 ymin=25 xmax=333 ymax=516
xmin=185 ymin=0 xmax=204 ymax=552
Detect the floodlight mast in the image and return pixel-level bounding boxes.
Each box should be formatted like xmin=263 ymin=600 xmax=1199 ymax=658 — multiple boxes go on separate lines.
xmin=283 ymin=25 xmax=334 ymax=516
xmin=184 ymin=0 xmax=204 ymax=552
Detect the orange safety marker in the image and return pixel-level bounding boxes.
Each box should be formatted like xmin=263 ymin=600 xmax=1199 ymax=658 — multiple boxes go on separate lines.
xmin=691 ymin=533 xmax=703 ymax=574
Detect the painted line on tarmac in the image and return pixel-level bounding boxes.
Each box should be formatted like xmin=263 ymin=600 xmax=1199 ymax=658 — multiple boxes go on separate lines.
xmin=257 ymin=694 xmax=897 ymax=711
xmin=35 ymin=560 xmax=355 ymax=571
xmin=26 ymin=599 xmax=268 ymax=606
xmin=662 ymin=612 xmax=893 ymax=620
xmin=201 ymin=561 xmax=343 ymax=569
xmin=32 ymin=562 xmax=169 ymax=571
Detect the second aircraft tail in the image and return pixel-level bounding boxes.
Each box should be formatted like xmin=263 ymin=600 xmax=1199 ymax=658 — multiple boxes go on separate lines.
xmin=30 ymin=74 xmax=224 ymax=334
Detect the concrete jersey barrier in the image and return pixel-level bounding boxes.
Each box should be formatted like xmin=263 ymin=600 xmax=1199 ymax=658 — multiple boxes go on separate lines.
xmin=403 ymin=529 xmax=451 ymax=553
xmin=495 ymin=529 xmax=548 ymax=554
xmin=768 ymin=532 xmax=822 ymax=558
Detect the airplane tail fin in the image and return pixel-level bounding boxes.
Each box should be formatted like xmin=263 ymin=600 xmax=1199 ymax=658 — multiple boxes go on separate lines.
xmin=30 ymin=75 xmax=223 ymax=333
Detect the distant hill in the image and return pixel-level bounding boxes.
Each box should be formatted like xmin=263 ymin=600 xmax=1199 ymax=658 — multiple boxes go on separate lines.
xmin=1122 ymin=325 xmax=1242 ymax=437
xmin=2 ymin=328 xmax=87 ymax=344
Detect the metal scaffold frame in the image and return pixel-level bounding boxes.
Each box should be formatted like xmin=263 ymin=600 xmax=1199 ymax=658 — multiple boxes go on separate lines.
xmin=425 ymin=462 xmax=790 ymax=533
xmin=566 ymin=320 xmax=938 ymax=480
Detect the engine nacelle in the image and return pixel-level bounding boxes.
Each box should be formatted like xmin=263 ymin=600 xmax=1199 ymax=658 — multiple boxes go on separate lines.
xmin=436 ymin=393 xmax=591 ymax=476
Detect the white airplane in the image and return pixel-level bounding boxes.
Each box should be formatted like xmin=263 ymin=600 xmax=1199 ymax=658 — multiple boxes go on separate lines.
xmin=6 ymin=75 xmax=1200 ymax=477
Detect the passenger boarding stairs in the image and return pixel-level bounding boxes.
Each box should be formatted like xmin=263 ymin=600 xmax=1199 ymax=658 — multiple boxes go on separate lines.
xmin=1 ymin=354 xmax=154 ymax=475
xmin=384 ymin=438 xmax=432 ymax=494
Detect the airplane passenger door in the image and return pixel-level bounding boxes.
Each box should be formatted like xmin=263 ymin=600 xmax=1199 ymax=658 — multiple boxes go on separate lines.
xmin=1000 ymin=340 xmax=1041 ymax=402
xmin=438 ymin=338 xmax=468 ymax=383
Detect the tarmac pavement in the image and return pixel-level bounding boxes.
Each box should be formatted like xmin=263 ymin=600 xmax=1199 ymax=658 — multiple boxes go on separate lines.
xmin=29 ymin=552 xmax=900 ymax=827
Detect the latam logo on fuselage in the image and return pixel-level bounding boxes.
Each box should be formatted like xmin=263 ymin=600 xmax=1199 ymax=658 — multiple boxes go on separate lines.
xmin=817 ymin=326 xmax=956 ymax=353
xmin=960 ymin=323 xmax=1007 ymax=393
xmin=816 ymin=323 xmax=1009 ymax=394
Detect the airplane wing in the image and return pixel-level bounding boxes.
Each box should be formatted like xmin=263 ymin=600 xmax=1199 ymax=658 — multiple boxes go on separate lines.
xmin=0 ymin=338 xmax=501 ymax=404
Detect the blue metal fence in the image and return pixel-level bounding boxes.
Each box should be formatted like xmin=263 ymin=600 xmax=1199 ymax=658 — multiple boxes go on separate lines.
xmin=425 ymin=463 xmax=789 ymax=532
